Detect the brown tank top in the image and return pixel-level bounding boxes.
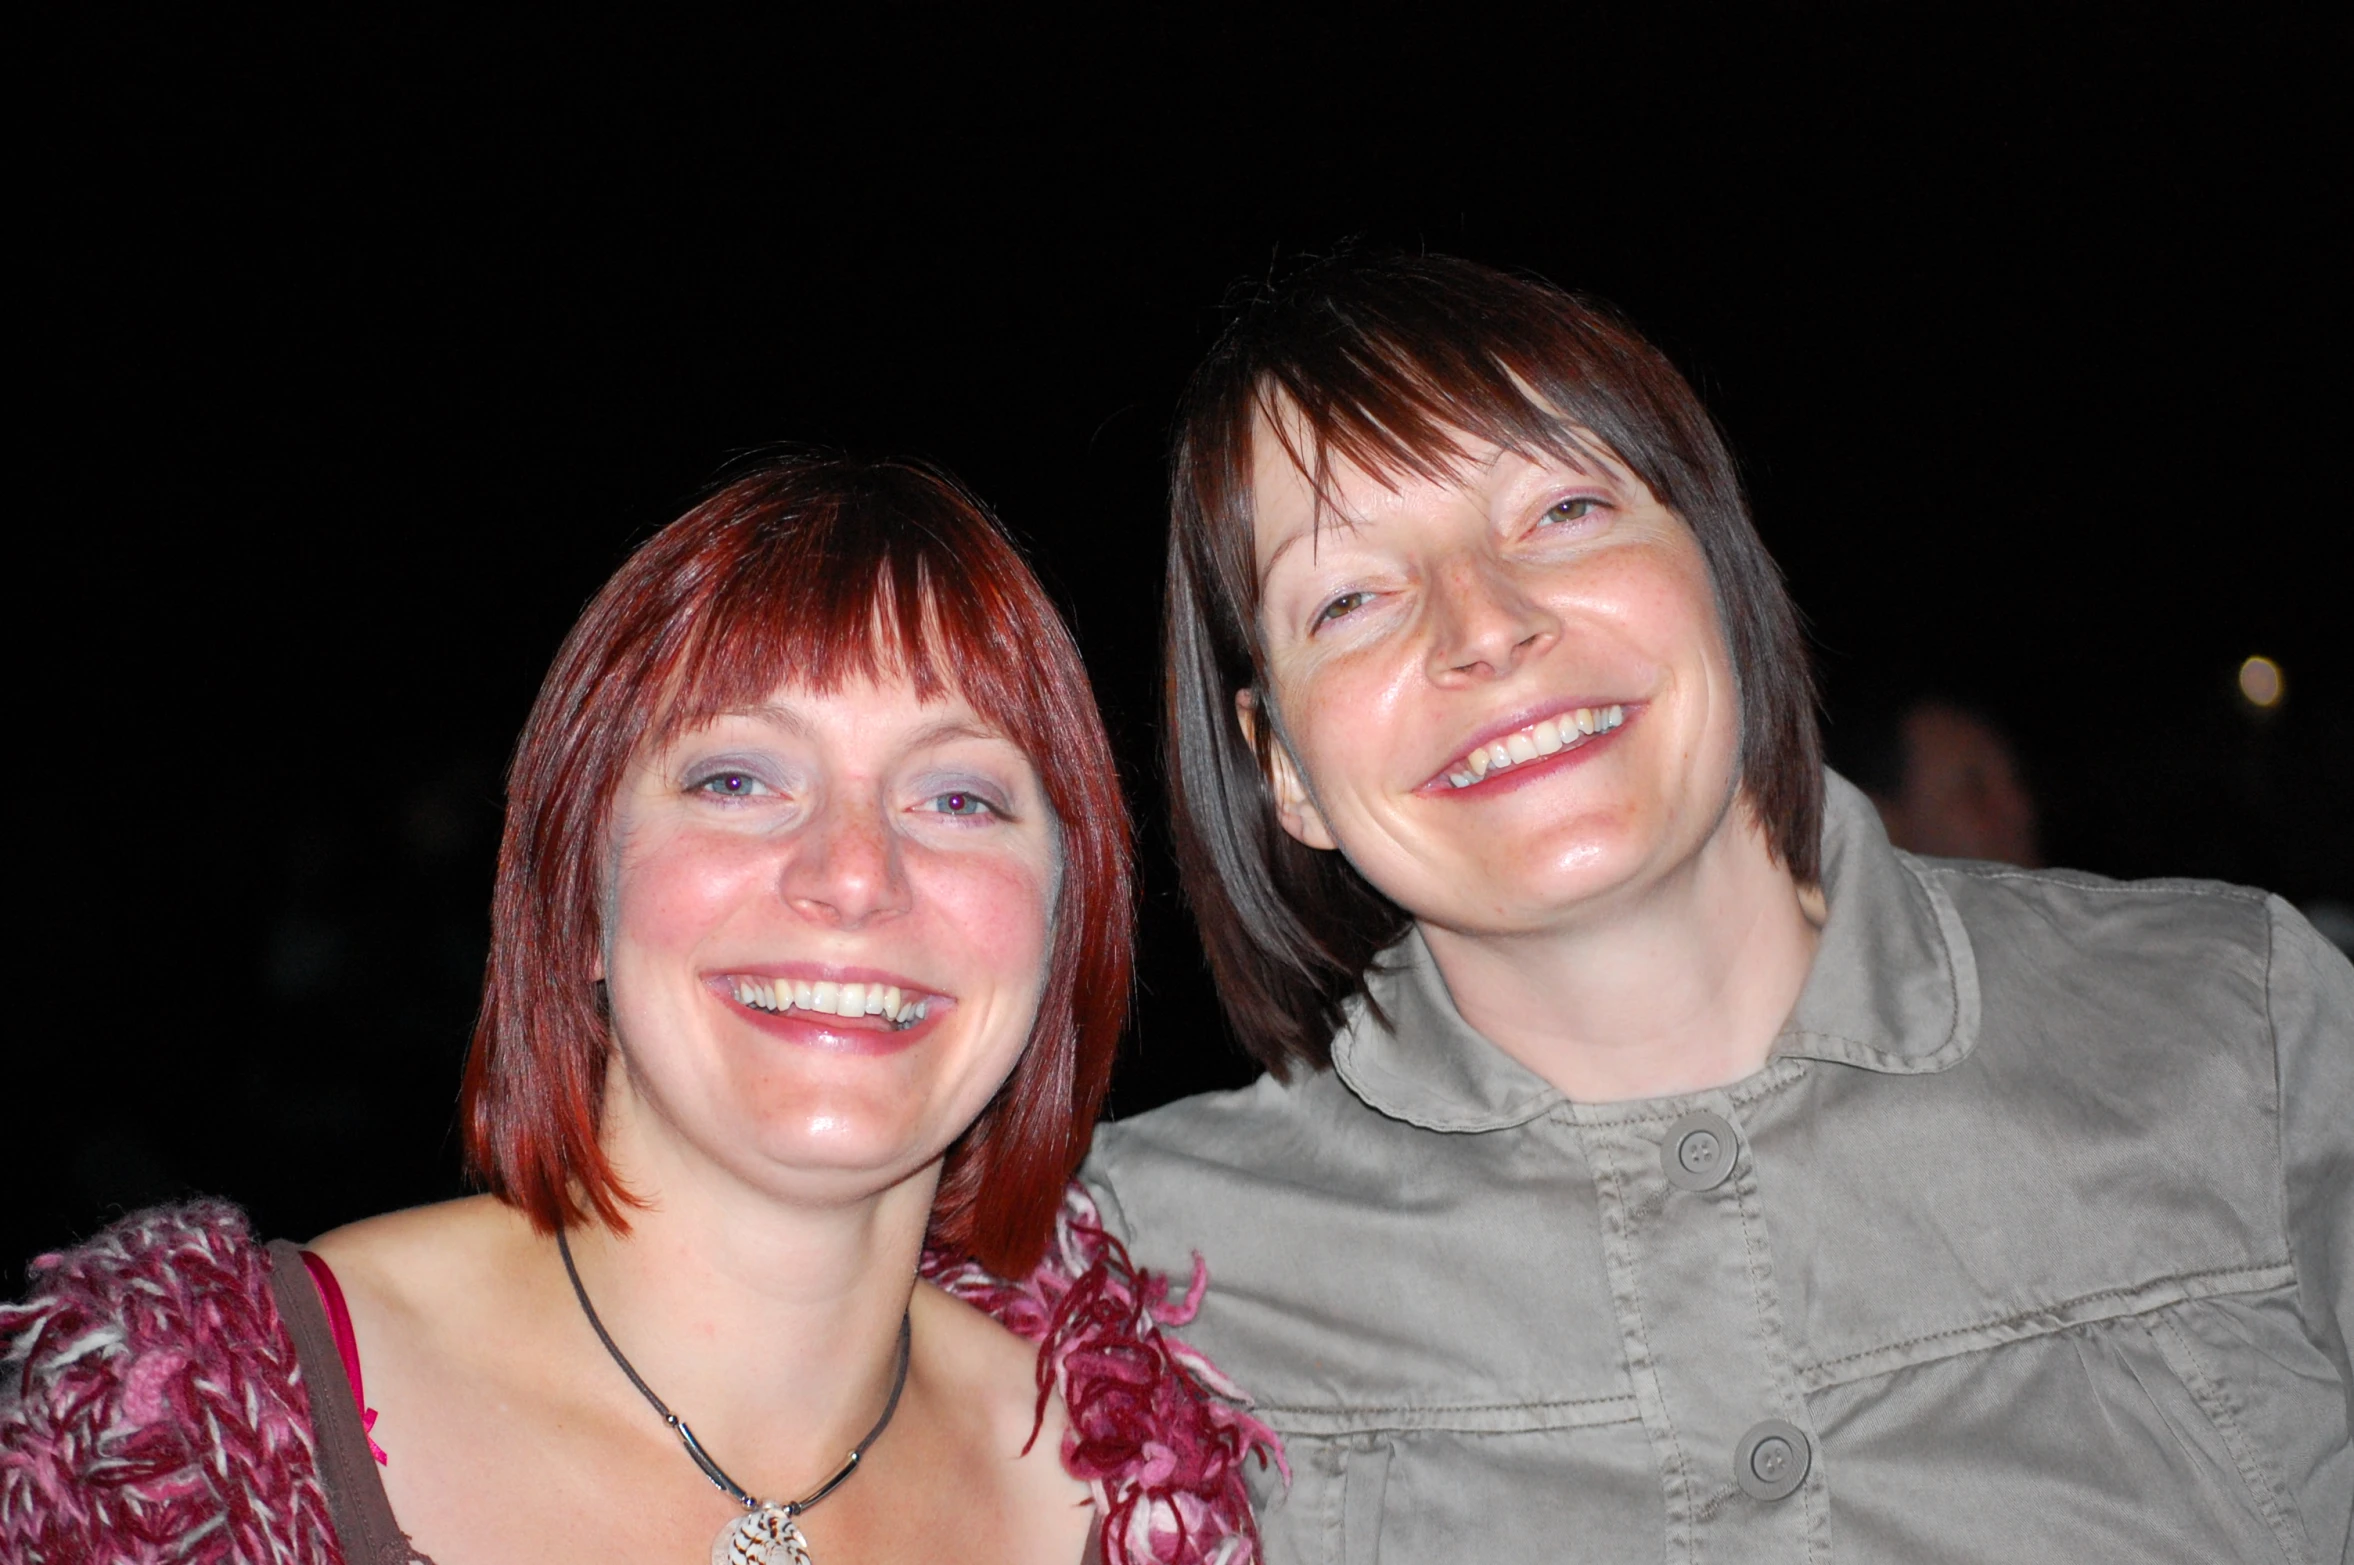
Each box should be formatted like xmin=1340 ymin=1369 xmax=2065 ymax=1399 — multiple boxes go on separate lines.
xmin=263 ymin=1240 xmax=434 ymax=1565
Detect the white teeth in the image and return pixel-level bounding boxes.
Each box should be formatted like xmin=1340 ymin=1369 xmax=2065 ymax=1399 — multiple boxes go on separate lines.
xmin=1445 ymin=705 xmax=1632 ymax=788
xmin=730 ymin=976 xmax=936 ymax=1028
xmin=733 ymin=978 xmax=783 ymax=1013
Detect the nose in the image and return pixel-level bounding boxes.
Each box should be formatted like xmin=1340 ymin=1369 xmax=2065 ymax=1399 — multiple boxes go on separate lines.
xmin=1424 ymin=555 xmax=1556 ymax=683
xmin=776 ymin=789 xmax=913 ymax=928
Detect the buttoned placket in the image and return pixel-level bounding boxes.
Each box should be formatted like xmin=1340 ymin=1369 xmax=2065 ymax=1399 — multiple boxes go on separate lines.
xmin=1564 ymin=1067 xmax=1826 ymax=1565
xmin=1324 ymin=780 xmax=1985 ymax=1562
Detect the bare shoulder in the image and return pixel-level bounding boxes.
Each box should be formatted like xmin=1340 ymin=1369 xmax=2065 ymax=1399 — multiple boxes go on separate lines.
xmin=305 ymin=1195 xmax=544 ymax=1348
xmin=908 ymin=1280 xmax=1093 ymax=1520
xmin=309 ymin=1193 xmax=523 ymax=1280
xmin=908 ymin=1279 xmax=1069 ymax=1458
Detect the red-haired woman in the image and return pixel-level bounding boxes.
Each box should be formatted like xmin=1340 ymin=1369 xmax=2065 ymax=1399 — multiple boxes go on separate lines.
xmin=2 ymin=458 xmax=1278 ymax=1565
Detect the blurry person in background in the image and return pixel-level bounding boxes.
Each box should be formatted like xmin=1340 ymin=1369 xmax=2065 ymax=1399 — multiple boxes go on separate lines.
xmin=2 ymin=459 xmax=1275 ymax=1565
xmin=1843 ymin=696 xmax=2043 ymax=866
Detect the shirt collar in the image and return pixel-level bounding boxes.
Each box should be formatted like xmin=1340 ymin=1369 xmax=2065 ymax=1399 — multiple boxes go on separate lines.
xmin=1331 ymin=771 xmax=1983 ymax=1132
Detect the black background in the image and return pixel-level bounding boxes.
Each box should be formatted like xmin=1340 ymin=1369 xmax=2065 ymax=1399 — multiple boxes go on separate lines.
xmin=15 ymin=6 xmax=2349 ymax=1293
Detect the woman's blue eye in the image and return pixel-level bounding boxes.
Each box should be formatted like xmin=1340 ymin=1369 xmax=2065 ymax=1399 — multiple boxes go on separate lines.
xmin=929 ymin=791 xmax=998 ymax=818
xmin=696 ymin=772 xmax=762 ymax=797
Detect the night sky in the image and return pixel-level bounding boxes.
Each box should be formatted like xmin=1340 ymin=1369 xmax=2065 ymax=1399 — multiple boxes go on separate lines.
xmin=16 ymin=8 xmax=2348 ymax=1288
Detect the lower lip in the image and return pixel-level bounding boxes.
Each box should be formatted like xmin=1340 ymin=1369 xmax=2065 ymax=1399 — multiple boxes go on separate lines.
xmin=1427 ymin=717 xmax=1632 ymax=798
xmin=718 ymin=991 xmax=939 ymax=1056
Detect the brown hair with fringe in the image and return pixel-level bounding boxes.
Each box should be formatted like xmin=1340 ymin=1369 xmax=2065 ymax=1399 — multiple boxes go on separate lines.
xmin=1165 ymin=253 xmax=1820 ymax=1075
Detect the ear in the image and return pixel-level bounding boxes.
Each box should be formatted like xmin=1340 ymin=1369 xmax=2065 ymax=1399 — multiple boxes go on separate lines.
xmin=1236 ymin=689 xmax=1338 ymax=852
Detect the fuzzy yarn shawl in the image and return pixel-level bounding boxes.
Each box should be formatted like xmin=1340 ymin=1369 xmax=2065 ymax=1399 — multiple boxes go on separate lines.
xmin=2 ymin=1190 xmax=1282 ymax=1564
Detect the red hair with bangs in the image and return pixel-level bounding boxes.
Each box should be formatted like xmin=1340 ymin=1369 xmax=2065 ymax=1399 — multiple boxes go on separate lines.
xmin=461 ymin=456 xmax=1133 ymax=1275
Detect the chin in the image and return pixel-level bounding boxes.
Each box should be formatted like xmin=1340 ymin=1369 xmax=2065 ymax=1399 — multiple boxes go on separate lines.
xmin=1448 ymin=823 xmax=1663 ymax=928
xmin=740 ymin=1073 xmax=1006 ymax=1175
xmin=721 ymin=1122 xmax=946 ymax=1199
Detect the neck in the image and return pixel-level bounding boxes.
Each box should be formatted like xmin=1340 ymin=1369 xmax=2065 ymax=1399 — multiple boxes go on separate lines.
xmin=556 ymin=1094 xmax=929 ymax=1503
xmin=1420 ymin=806 xmax=1822 ymax=1103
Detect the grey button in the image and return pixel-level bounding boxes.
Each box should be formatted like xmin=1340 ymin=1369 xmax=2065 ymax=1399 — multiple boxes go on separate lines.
xmin=1735 ymin=1419 xmax=1811 ymax=1501
xmin=1661 ymin=1111 xmax=1739 ymax=1191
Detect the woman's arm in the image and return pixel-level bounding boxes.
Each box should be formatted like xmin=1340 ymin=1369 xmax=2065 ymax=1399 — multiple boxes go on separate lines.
xmin=2270 ymin=894 xmax=2354 ymax=1528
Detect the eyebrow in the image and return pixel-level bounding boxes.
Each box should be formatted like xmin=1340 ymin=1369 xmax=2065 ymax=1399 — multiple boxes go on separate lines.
xmin=1256 ymin=440 xmax=1628 ymax=590
xmin=726 ymin=701 xmax=816 ymax=736
xmin=724 ymin=703 xmax=1006 ymax=753
xmin=1254 ymin=432 xmax=1547 ymax=589
xmin=1257 ymin=503 xmax=1379 ymax=592
xmin=1257 ymin=523 xmax=1317 ymax=587
xmin=901 ymin=716 xmax=1007 ymax=750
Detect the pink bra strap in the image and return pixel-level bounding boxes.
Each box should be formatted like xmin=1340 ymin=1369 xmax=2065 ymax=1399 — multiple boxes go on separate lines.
xmin=300 ymin=1250 xmax=387 ymax=1464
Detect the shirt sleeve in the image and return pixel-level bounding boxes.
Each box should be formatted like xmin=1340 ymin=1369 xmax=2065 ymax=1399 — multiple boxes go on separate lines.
xmin=2268 ymin=895 xmax=2354 ymax=1439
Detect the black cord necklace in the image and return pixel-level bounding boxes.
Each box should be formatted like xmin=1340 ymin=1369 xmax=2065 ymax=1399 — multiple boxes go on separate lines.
xmin=557 ymin=1227 xmax=911 ymax=1565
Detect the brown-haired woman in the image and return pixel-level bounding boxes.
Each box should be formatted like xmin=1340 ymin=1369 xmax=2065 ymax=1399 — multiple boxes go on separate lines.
xmin=3 ymin=458 xmax=1276 ymax=1565
xmin=1083 ymin=254 xmax=2353 ymax=1560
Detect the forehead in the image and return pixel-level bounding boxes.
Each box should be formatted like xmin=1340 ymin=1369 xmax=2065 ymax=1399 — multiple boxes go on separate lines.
xmin=1246 ymin=403 xmax=1621 ymax=569
xmin=668 ymin=671 xmax=1010 ymax=745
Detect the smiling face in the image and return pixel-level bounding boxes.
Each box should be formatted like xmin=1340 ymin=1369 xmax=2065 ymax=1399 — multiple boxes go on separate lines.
xmin=1250 ymin=415 xmax=1747 ymax=941
xmin=597 ymin=673 xmax=1059 ymax=1208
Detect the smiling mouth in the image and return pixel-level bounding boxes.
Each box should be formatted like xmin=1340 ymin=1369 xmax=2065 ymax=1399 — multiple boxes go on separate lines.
xmin=722 ymin=975 xmax=936 ymax=1029
xmin=1437 ymin=705 xmax=1627 ymax=789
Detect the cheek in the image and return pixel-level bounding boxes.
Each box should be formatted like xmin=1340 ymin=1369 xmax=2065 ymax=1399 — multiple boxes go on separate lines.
xmin=913 ymin=850 xmax=1057 ymax=995
xmin=1591 ymin=548 xmax=1737 ymax=734
xmin=1571 ymin=539 xmax=1720 ymax=652
xmin=1278 ymin=652 xmax=1424 ymax=800
xmin=609 ymin=829 xmax=774 ymax=961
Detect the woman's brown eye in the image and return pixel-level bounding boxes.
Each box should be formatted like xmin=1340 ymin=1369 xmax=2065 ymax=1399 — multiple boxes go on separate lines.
xmin=1548 ymin=497 xmax=1601 ymax=524
xmin=1318 ymin=591 xmax=1371 ymax=624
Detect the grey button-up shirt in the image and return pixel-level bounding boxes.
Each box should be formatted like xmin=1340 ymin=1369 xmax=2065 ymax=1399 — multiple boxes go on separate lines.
xmin=1084 ymin=776 xmax=2353 ymax=1562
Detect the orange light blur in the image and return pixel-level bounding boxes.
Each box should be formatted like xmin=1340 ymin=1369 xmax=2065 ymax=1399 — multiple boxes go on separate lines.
xmin=2238 ymin=656 xmax=2284 ymax=709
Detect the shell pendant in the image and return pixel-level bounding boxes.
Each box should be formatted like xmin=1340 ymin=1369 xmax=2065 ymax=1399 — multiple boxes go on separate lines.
xmin=713 ymin=1505 xmax=814 ymax=1565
